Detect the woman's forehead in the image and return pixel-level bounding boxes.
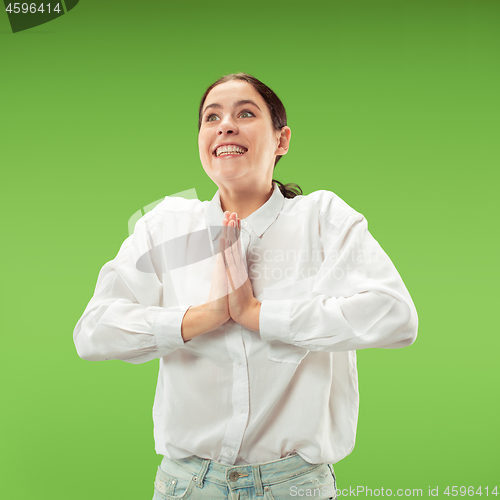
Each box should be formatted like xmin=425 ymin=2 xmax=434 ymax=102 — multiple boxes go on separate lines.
xmin=206 ymin=80 xmax=264 ymax=107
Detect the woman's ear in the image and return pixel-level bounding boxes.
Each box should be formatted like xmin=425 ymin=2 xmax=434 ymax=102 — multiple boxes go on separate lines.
xmin=277 ymin=126 xmax=291 ymax=155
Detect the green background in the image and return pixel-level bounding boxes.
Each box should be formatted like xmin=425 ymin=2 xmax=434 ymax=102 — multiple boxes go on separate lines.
xmin=1 ymin=0 xmax=498 ymax=498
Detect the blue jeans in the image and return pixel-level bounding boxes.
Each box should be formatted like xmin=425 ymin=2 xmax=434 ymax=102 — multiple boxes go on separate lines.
xmin=153 ymin=452 xmax=338 ymax=500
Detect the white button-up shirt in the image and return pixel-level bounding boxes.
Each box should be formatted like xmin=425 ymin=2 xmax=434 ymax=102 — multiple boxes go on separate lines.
xmin=73 ymin=181 xmax=418 ymax=465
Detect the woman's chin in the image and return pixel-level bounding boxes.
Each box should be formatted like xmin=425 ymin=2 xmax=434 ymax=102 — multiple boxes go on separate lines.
xmin=213 ymin=164 xmax=246 ymax=177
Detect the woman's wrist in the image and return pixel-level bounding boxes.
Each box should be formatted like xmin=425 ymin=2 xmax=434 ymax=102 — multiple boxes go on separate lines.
xmin=181 ymin=304 xmax=229 ymax=342
xmin=200 ymin=303 xmax=230 ymax=331
xmin=237 ymin=300 xmax=261 ymax=332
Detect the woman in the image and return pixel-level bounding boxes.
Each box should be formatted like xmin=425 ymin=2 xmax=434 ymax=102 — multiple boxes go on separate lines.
xmin=73 ymin=73 xmax=418 ymax=500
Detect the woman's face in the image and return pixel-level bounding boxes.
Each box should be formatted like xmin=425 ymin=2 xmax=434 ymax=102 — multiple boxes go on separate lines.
xmin=198 ymin=80 xmax=285 ymax=190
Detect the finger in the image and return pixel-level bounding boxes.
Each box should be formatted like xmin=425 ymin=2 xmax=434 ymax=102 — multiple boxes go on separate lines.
xmin=225 ymin=239 xmax=236 ymax=292
xmin=226 ymin=229 xmax=247 ymax=290
xmin=222 ymin=213 xmax=229 ymax=239
xmin=227 ymin=220 xmax=238 ymax=252
xmin=234 ymin=220 xmax=241 ymax=248
xmin=218 ymin=223 xmax=226 ymax=254
xmin=216 ymin=238 xmax=228 ymax=276
xmin=229 ymin=212 xmax=237 ymax=236
xmin=220 ymin=237 xmax=228 ymax=267
xmin=215 ymin=238 xmax=226 ymax=274
xmin=230 ymin=218 xmax=242 ymax=259
xmin=236 ymin=224 xmax=248 ymax=283
xmin=223 ymin=212 xmax=233 ymax=240
xmin=217 ymin=234 xmax=225 ymax=259
xmin=227 ymin=219 xmax=237 ymax=247
xmin=225 ymin=234 xmax=237 ymax=273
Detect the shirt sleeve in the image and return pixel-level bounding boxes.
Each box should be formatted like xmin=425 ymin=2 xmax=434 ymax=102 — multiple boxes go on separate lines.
xmin=259 ymin=211 xmax=418 ymax=352
xmin=73 ymin=215 xmax=191 ymax=364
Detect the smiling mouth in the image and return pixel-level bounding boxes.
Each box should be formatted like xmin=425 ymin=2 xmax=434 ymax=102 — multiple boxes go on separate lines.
xmin=213 ymin=146 xmax=248 ymax=157
xmin=214 ymin=152 xmax=246 ymax=158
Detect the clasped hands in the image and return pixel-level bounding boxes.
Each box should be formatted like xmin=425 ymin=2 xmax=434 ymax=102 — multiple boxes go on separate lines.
xmin=203 ymin=211 xmax=261 ymax=332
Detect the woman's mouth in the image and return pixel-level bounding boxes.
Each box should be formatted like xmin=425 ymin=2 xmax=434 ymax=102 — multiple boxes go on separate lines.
xmin=213 ymin=145 xmax=248 ymax=157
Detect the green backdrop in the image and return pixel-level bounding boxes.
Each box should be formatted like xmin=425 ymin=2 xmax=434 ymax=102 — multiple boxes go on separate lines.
xmin=1 ymin=0 xmax=498 ymax=498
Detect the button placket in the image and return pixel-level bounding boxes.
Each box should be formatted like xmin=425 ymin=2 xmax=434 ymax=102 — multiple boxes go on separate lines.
xmin=218 ymin=328 xmax=250 ymax=463
xmin=239 ymin=227 xmax=251 ymax=268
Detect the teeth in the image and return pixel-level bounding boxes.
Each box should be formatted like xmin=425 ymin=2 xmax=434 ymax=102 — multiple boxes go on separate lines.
xmin=215 ymin=145 xmax=247 ymax=157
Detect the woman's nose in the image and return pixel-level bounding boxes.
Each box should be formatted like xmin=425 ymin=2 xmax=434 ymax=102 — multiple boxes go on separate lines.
xmin=217 ymin=116 xmax=238 ymax=135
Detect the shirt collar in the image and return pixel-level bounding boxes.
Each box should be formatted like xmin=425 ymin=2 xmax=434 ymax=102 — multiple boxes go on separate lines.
xmin=205 ymin=181 xmax=284 ymax=239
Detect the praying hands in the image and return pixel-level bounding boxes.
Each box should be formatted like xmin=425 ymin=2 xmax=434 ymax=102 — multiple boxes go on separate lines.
xmin=220 ymin=211 xmax=261 ymax=332
xmin=181 ymin=212 xmax=261 ymax=342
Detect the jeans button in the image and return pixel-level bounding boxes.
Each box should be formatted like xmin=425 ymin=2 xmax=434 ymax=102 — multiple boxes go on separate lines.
xmin=229 ymin=471 xmax=240 ymax=481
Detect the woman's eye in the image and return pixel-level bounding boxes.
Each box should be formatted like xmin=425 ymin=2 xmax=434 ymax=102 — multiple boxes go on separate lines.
xmin=205 ymin=110 xmax=254 ymax=122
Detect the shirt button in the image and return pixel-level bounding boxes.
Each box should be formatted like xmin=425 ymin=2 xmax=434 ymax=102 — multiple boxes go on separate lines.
xmin=242 ymin=221 xmax=248 ymax=227
xmin=236 ymin=359 xmax=242 ymax=365
xmin=239 ymin=407 xmax=245 ymax=413
xmin=227 ymin=450 xmax=233 ymax=457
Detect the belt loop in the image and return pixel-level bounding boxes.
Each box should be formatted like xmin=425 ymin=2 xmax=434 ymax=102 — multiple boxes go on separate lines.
xmin=195 ymin=458 xmax=210 ymax=488
xmin=252 ymin=465 xmax=264 ymax=496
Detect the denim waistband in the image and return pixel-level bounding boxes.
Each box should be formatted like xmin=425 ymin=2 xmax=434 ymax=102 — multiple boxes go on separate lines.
xmin=161 ymin=452 xmax=327 ymax=493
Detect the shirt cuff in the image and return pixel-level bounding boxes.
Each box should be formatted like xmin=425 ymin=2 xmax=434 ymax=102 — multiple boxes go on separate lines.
xmin=259 ymin=299 xmax=293 ymax=343
xmin=150 ymin=304 xmax=191 ymax=355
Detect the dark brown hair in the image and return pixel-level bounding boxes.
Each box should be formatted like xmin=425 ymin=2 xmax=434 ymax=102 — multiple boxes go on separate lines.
xmin=198 ymin=73 xmax=303 ymax=199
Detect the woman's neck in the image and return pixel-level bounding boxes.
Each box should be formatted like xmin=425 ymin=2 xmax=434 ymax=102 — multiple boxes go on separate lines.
xmin=219 ymin=183 xmax=274 ymax=220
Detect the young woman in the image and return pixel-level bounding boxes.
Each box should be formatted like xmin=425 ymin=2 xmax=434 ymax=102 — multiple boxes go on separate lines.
xmin=74 ymin=73 xmax=418 ymax=500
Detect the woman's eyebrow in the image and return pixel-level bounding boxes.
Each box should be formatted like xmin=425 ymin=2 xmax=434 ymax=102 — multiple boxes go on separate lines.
xmin=202 ymin=99 xmax=261 ymax=116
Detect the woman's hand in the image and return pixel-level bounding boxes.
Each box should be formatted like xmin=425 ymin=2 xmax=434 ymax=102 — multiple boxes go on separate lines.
xmin=223 ymin=211 xmax=261 ymax=331
xmin=199 ymin=220 xmax=231 ymax=328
